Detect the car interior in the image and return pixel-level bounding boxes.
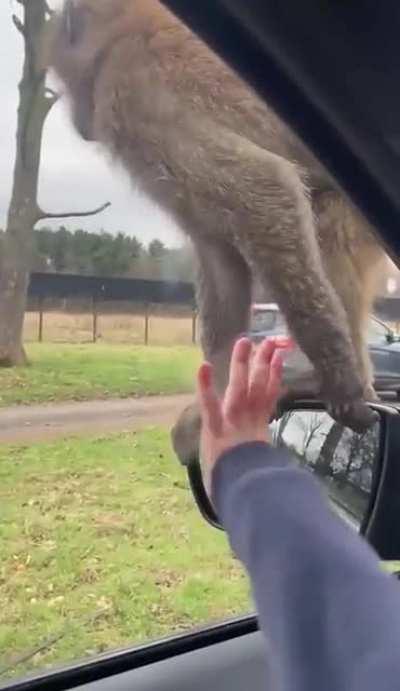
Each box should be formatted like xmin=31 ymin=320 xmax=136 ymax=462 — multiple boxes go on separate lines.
xmin=4 ymin=1 xmax=400 ymax=690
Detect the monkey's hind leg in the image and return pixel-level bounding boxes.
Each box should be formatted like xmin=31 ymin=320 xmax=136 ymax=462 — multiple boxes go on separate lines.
xmin=315 ymin=191 xmax=386 ymax=403
xmin=231 ymin=151 xmax=376 ymax=432
xmin=171 ymin=238 xmax=252 ymax=466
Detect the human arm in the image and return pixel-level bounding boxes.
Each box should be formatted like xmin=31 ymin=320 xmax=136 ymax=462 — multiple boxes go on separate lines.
xmin=198 ymin=338 xmax=400 ymax=691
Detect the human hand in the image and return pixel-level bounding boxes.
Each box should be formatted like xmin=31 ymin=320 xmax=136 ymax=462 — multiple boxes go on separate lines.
xmin=197 ymin=336 xmax=292 ymax=494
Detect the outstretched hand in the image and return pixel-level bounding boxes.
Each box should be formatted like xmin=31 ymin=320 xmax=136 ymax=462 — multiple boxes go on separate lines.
xmin=197 ymin=337 xmax=292 ymax=493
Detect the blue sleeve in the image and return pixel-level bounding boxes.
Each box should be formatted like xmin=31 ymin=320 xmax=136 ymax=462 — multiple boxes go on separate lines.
xmin=211 ymin=441 xmax=400 ymax=691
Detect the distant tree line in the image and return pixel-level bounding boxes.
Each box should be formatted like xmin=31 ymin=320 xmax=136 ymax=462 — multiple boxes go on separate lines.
xmin=0 ymin=226 xmax=196 ymax=282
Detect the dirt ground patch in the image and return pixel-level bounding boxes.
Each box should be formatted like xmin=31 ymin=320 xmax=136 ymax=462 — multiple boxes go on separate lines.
xmin=0 ymin=394 xmax=192 ymax=444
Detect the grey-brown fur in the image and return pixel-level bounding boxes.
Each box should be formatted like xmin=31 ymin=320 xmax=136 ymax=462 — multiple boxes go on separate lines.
xmin=49 ymin=0 xmax=384 ymax=464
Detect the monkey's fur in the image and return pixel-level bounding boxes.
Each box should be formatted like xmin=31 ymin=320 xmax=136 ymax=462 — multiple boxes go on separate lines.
xmin=49 ymin=0 xmax=385 ymax=464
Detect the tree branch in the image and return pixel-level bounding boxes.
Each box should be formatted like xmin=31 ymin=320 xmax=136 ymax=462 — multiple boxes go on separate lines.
xmin=36 ymin=201 xmax=111 ymax=222
xmin=39 ymin=96 xmax=58 ymax=121
xmin=44 ymin=1 xmax=54 ymax=17
xmin=12 ymin=13 xmax=26 ymax=37
xmin=45 ymin=87 xmax=58 ymax=99
xmin=43 ymin=87 xmax=60 ymax=110
xmin=0 ymin=608 xmax=108 ymax=679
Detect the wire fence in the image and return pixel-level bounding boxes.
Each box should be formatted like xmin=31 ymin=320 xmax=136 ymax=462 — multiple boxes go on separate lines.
xmin=23 ymin=299 xmax=198 ymax=347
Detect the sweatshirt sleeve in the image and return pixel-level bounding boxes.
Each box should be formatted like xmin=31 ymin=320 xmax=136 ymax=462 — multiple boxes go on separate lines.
xmin=211 ymin=441 xmax=400 ymax=691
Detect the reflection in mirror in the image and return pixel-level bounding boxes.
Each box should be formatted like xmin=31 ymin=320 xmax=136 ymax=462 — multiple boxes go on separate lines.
xmin=271 ymin=410 xmax=381 ymax=530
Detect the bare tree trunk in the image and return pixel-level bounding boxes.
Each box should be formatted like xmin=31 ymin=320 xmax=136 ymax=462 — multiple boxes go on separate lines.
xmin=0 ymin=2 xmax=110 ymax=367
xmin=275 ymin=411 xmax=293 ymax=446
xmin=0 ymin=1 xmax=52 ymax=366
xmin=314 ymin=422 xmax=344 ymax=477
xmin=0 ymin=234 xmax=32 ymax=366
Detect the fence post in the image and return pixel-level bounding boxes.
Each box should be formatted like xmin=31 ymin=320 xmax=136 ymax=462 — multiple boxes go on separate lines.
xmin=191 ymin=308 xmax=197 ymax=345
xmin=92 ymin=297 xmax=98 ymax=343
xmin=144 ymin=303 xmax=150 ymax=345
xmin=38 ymin=297 xmax=44 ymax=343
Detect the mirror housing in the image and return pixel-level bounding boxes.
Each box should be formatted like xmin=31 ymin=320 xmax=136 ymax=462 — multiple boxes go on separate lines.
xmin=186 ymin=399 xmax=400 ymax=559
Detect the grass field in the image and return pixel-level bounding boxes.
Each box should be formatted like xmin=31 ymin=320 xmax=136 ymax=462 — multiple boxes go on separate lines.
xmin=0 ymin=429 xmax=250 ymax=681
xmin=0 ymin=344 xmax=201 ymax=407
xmin=23 ymin=310 xmax=197 ymax=347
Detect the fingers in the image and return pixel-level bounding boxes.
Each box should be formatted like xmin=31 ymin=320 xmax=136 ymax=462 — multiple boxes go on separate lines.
xmin=197 ymin=362 xmax=223 ymax=436
xmin=224 ymin=338 xmax=252 ymax=420
xmin=248 ymin=338 xmax=286 ymax=413
xmin=199 ymin=337 xmax=289 ymax=437
xmin=278 ymin=337 xmax=296 ymax=351
xmin=265 ymin=349 xmax=284 ymax=418
xmin=247 ymin=339 xmax=276 ymax=409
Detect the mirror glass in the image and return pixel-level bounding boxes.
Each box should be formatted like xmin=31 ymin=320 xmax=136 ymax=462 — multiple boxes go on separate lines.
xmin=270 ymin=410 xmax=381 ymax=530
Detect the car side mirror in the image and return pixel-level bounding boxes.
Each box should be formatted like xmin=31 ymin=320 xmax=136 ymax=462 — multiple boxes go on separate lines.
xmin=186 ymin=400 xmax=400 ymax=560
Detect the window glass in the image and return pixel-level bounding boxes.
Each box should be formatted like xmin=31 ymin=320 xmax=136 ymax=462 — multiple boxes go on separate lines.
xmin=251 ymin=309 xmax=288 ymax=334
xmin=0 ymin=434 xmax=250 ymax=681
xmin=0 ymin=3 xmax=253 ymax=682
xmin=367 ymin=318 xmax=389 ymax=344
xmin=251 ymin=310 xmax=278 ymax=332
xmin=0 ymin=0 xmax=392 ymax=683
xmin=271 ymin=412 xmax=381 ymax=529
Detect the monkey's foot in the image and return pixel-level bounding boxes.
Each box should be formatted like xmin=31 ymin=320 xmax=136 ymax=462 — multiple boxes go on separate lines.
xmin=320 ymin=364 xmax=380 ymax=433
xmin=364 ymin=384 xmax=380 ymax=402
xmin=278 ymin=347 xmax=378 ymax=433
xmin=171 ymin=401 xmax=201 ymax=466
xmin=326 ymin=399 xmax=378 ymax=434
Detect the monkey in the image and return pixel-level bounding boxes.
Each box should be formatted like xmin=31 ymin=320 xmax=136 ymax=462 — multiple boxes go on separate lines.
xmin=172 ymin=197 xmax=386 ymax=465
xmin=313 ymin=192 xmax=387 ymax=395
xmin=48 ymin=0 xmax=385 ymax=466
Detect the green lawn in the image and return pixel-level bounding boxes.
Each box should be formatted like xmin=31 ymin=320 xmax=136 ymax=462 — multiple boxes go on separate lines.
xmin=0 ymin=344 xmax=201 ymax=407
xmin=0 ymin=428 xmax=250 ymax=681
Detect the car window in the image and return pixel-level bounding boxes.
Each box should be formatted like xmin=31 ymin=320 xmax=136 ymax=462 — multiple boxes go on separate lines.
xmin=251 ymin=310 xmax=278 ymax=332
xmin=251 ymin=309 xmax=288 ymax=334
xmin=271 ymin=412 xmax=380 ymax=529
xmin=0 ymin=434 xmax=251 ymax=682
xmin=0 ymin=5 xmax=253 ymax=683
xmin=368 ymin=318 xmax=389 ymax=344
xmin=275 ymin=311 xmax=288 ymax=333
xmin=0 ymin=0 xmax=393 ymax=684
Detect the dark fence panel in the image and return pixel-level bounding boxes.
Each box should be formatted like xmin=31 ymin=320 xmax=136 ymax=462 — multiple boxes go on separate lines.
xmin=27 ymin=274 xmax=400 ymax=323
xmin=28 ymin=272 xmax=195 ymax=305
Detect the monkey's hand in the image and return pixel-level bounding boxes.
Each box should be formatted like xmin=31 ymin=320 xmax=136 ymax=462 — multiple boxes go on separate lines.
xmin=326 ymin=399 xmax=378 ymax=434
xmin=277 ymin=346 xmax=378 ymax=433
xmin=319 ymin=355 xmax=379 ymax=433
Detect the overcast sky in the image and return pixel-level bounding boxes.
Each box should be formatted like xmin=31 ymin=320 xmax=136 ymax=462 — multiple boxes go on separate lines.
xmin=0 ymin=1 xmax=182 ymax=247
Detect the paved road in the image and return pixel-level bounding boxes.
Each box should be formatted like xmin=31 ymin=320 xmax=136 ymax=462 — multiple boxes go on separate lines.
xmin=0 ymin=394 xmax=193 ymax=444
